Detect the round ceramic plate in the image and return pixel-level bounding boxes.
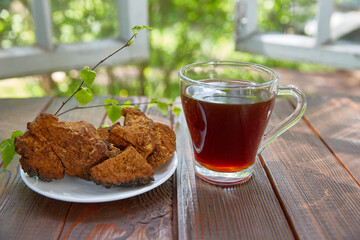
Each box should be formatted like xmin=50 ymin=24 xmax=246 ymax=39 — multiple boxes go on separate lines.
xmin=20 ymin=152 xmax=178 ymax=203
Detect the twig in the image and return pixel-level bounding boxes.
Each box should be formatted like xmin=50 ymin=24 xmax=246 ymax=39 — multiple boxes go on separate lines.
xmin=91 ymin=35 xmax=135 ymax=71
xmin=54 ymin=34 xmax=136 ymax=116
xmin=54 ymin=82 xmax=84 ymax=115
xmin=56 ymin=101 xmax=160 ymax=117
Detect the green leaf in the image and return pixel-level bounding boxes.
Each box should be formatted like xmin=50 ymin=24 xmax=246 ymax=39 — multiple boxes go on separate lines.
xmin=104 ymin=98 xmax=122 ymax=123
xmin=0 ymin=130 xmax=25 ymax=170
xmin=142 ymin=25 xmax=152 ymax=30
xmin=122 ymin=100 xmax=132 ymax=108
xmin=131 ymin=25 xmax=152 ymax=38
xmin=127 ymin=39 xmax=134 ymax=46
xmin=81 ymin=66 xmax=96 ymax=87
xmin=104 ymin=98 xmax=117 ymax=105
xmin=0 ymin=138 xmax=16 ymax=171
xmin=172 ymin=106 xmax=181 ymax=116
xmin=75 ymin=87 xmax=93 ymax=106
xmin=157 ymin=101 xmax=169 ymax=117
xmin=11 ymin=130 xmax=24 ymax=139
xmin=119 ymin=100 xmax=134 ymax=113
xmin=148 ymin=98 xmax=157 ymax=108
xmin=101 ymin=123 xmax=110 ymax=128
xmin=131 ymin=25 xmax=142 ymax=38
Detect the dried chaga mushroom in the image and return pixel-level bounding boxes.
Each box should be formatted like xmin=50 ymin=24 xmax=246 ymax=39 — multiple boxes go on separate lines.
xmin=108 ymin=124 xmax=155 ymax=158
xmin=15 ymin=113 xmax=109 ymax=181
xmin=96 ymin=122 xmax=120 ymax=142
xmin=90 ymin=146 xmax=154 ymax=188
xmin=147 ymin=122 xmax=176 ymax=169
xmin=122 ymin=107 xmax=153 ymax=126
xmin=14 ymin=107 xmax=176 ymax=189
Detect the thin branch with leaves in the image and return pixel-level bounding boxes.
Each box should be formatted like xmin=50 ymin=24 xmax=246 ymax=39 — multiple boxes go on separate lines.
xmin=54 ymin=26 xmax=149 ymax=116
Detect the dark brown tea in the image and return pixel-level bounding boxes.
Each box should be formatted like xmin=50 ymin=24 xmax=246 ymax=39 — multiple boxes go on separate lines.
xmin=182 ymin=79 xmax=275 ymax=172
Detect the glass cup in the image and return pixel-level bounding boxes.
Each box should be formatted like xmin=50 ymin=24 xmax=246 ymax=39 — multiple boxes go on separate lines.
xmin=179 ymin=61 xmax=306 ymax=185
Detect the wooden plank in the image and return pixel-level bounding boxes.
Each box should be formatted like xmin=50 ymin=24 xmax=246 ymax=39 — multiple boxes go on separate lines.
xmin=45 ymin=96 xmax=108 ymax=125
xmin=315 ymin=0 xmax=334 ymax=45
xmin=302 ymin=96 xmax=360 ymax=183
xmin=175 ymin=102 xmax=295 ymax=239
xmin=117 ymin=0 xmax=149 ymax=41
xmin=59 ymin=179 xmax=174 ymax=240
xmin=59 ymin=97 xmax=176 ymax=239
xmin=235 ymin=33 xmax=360 ymax=70
xmin=234 ymin=0 xmax=258 ymax=40
xmin=30 ymin=0 xmax=53 ymax=50
xmin=0 ymin=97 xmax=52 ymax=162
xmin=261 ymin=99 xmax=360 ymax=239
xmin=0 ymin=97 xmax=74 ymax=239
xmin=0 ymin=97 xmax=108 ymax=239
xmin=0 ymin=38 xmax=149 ymax=79
xmin=306 ymin=11 xmax=360 ymax=42
xmin=0 ymin=0 xmax=149 ymax=80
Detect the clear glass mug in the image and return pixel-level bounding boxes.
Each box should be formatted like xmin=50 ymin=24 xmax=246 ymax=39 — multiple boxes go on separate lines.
xmin=179 ymin=61 xmax=306 ymax=185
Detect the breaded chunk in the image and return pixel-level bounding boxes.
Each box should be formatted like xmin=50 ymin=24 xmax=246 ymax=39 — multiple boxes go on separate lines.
xmin=147 ymin=122 xmax=176 ymax=169
xmin=15 ymin=113 xmax=109 ymax=181
xmin=90 ymin=146 xmax=154 ymax=188
xmin=122 ymin=107 xmax=152 ymax=126
xmin=108 ymin=124 xmax=154 ymax=158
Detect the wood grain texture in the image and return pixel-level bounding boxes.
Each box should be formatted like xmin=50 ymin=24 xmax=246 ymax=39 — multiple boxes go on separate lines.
xmin=59 ymin=179 xmax=174 ymax=240
xmin=0 ymin=97 xmax=73 ymax=240
xmin=0 ymin=97 xmax=52 ymax=150
xmin=0 ymin=97 xmax=108 ymax=239
xmin=58 ymin=96 xmax=176 ymax=240
xmin=302 ymin=96 xmax=360 ymax=183
xmin=261 ymin=98 xmax=360 ymax=239
xmin=45 ymin=96 xmax=108 ymax=125
xmin=175 ymin=105 xmax=295 ymax=240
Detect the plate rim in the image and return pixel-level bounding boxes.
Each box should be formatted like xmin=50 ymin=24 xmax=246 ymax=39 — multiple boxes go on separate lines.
xmin=20 ymin=152 xmax=178 ymax=203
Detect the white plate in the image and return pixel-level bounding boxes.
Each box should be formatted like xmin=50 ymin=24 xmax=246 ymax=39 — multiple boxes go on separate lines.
xmin=20 ymin=152 xmax=178 ymax=203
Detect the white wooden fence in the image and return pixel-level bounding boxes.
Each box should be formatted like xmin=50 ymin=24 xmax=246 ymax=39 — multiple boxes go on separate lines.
xmin=235 ymin=0 xmax=360 ymax=69
xmin=0 ymin=0 xmax=149 ymax=79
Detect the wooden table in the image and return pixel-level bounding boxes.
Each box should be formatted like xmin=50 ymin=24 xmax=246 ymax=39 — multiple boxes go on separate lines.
xmin=1 ymin=95 xmax=360 ymax=239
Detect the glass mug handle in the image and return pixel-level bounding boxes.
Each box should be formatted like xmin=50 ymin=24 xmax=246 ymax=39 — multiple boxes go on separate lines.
xmin=257 ymin=85 xmax=307 ymax=154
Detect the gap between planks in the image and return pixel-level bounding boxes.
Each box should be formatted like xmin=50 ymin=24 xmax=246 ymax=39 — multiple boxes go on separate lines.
xmin=40 ymin=97 xmax=111 ymax=240
xmin=256 ymin=97 xmax=321 ymax=240
xmin=53 ymin=96 xmax=178 ymax=239
xmin=288 ymin=98 xmax=360 ymax=187
xmin=258 ymin=154 xmax=300 ymax=240
xmin=39 ymin=97 xmax=76 ymax=240
xmin=0 ymin=97 xmax=54 ymax=169
xmin=260 ymin=96 xmax=360 ymax=239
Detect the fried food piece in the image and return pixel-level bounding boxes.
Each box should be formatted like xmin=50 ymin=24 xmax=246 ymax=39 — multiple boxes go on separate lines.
xmin=108 ymin=124 xmax=154 ymax=158
xmin=96 ymin=122 xmax=120 ymax=141
xmin=122 ymin=107 xmax=153 ymax=126
xmin=147 ymin=122 xmax=176 ymax=169
xmin=90 ymin=146 xmax=154 ymax=188
xmin=15 ymin=113 xmax=109 ymax=181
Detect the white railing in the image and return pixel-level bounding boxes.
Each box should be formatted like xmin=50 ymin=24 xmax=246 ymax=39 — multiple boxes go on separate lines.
xmin=0 ymin=0 xmax=149 ymax=79
xmin=235 ymin=0 xmax=360 ymax=69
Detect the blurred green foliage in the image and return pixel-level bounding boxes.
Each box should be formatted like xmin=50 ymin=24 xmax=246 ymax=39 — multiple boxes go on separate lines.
xmin=0 ymin=0 xmax=35 ymax=49
xmin=51 ymin=0 xmax=118 ymax=43
xmin=258 ymin=0 xmax=317 ymax=34
xmin=0 ymin=0 xmax=332 ymax=99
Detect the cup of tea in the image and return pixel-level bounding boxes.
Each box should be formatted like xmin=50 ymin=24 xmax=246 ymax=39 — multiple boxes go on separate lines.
xmin=179 ymin=61 xmax=306 ymax=185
